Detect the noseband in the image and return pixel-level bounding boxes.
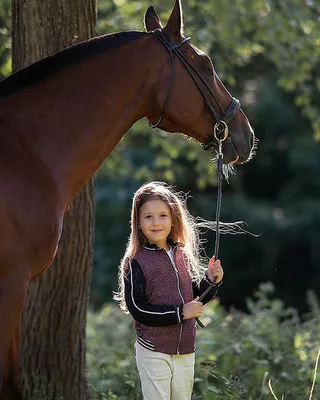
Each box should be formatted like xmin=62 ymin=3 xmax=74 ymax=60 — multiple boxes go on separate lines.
xmin=149 ymin=29 xmax=241 ymax=151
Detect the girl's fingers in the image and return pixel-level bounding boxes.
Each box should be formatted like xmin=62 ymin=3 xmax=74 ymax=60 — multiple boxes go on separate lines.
xmin=212 ymin=268 xmax=223 ymax=281
xmin=208 ymin=256 xmax=216 ymax=268
xmin=209 ymin=258 xmax=221 ymax=267
xmin=208 ymin=255 xmax=215 ymax=264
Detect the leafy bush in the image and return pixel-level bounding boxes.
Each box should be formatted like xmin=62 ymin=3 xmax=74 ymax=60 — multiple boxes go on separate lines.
xmin=86 ymin=305 xmax=140 ymax=399
xmin=86 ymin=284 xmax=320 ymax=399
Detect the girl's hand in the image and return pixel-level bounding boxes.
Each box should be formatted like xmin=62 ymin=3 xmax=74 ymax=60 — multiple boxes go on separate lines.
xmin=182 ymin=297 xmax=203 ymax=320
xmin=207 ymin=256 xmax=223 ymax=283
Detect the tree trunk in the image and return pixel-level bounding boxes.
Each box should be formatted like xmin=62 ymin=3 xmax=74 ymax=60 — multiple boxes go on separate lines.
xmin=12 ymin=1 xmax=97 ymax=399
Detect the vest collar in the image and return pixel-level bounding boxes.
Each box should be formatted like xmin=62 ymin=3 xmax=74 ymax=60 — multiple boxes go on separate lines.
xmin=143 ymin=239 xmax=182 ymax=251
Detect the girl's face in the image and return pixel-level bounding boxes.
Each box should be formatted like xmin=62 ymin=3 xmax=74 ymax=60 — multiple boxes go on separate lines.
xmin=139 ymin=199 xmax=173 ymax=250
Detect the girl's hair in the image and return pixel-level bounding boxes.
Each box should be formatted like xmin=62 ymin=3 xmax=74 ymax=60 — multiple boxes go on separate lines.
xmin=114 ymin=181 xmax=208 ymax=312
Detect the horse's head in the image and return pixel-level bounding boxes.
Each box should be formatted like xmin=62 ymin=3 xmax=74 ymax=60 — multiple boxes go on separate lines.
xmin=144 ymin=0 xmax=256 ymax=165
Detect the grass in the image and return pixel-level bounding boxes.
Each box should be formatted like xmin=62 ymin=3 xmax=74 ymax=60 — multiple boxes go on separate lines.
xmin=268 ymin=346 xmax=320 ymax=400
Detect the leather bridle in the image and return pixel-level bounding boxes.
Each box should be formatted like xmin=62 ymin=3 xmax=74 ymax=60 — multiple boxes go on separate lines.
xmin=150 ymin=29 xmax=239 ymax=328
xmin=149 ymin=29 xmax=241 ymax=151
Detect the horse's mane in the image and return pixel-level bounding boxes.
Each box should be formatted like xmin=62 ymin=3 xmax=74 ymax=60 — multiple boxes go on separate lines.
xmin=0 ymin=31 xmax=147 ymax=97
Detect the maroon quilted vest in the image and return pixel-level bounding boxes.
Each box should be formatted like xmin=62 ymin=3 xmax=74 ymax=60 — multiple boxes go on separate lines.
xmin=134 ymin=245 xmax=196 ymax=355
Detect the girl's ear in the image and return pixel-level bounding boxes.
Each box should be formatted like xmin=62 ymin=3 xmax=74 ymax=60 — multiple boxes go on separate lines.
xmin=163 ymin=0 xmax=184 ymax=37
xmin=144 ymin=6 xmax=163 ymax=32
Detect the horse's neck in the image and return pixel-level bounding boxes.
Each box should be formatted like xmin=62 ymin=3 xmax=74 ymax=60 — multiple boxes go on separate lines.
xmin=9 ymin=37 xmax=153 ymax=208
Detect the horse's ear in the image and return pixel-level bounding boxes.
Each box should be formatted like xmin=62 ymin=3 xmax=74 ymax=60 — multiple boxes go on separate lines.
xmin=164 ymin=0 xmax=184 ymax=37
xmin=144 ymin=6 xmax=163 ymax=32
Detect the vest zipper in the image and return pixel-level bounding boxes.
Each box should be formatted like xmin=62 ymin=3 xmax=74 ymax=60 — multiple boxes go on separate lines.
xmin=164 ymin=248 xmax=184 ymax=354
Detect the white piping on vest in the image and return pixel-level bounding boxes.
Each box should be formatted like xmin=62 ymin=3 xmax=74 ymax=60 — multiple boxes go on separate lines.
xmin=137 ymin=336 xmax=155 ymax=351
xmin=129 ymin=260 xmax=177 ymax=317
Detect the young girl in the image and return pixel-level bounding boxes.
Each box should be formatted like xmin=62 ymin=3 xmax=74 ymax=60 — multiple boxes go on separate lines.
xmin=114 ymin=181 xmax=223 ymax=400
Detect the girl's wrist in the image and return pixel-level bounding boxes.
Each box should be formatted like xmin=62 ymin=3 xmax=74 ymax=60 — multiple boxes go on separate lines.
xmin=207 ymin=271 xmax=214 ymax=282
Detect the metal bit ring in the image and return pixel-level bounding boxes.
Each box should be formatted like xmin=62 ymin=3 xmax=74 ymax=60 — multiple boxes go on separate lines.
xmin=213 ymin=121 xmax=229 ymax=142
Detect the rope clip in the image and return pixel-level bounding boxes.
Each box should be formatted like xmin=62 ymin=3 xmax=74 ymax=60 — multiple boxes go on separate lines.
xmin=214 ymin=121 xmax=228 ymax=157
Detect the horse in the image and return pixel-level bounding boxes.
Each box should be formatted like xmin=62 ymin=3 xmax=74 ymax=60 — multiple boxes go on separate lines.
xmin=0 ymin=0 xmax=255 ymax=398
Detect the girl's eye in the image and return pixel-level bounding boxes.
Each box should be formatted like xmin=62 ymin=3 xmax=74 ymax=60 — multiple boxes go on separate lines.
xmin=161 ymin=214 xmax=168 ymax=218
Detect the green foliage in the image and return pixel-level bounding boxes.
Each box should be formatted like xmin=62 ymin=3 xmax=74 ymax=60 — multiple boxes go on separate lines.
xmin=93 ymin=74 xmax=320 ymax=315
xmin=87 ymin=284 xmax=320 ymax=399
xmin=86 ymin=305 xmax=140 ymax=399
xmin=98 ymin=0 xmax=320 ymax=138
xmin=0 ymin=0 xmax=11 ymax=78
xmin=195 ymin=283 xmax=317 ymax=399
xmin=89 ymin=0 xmax=320 ymax=313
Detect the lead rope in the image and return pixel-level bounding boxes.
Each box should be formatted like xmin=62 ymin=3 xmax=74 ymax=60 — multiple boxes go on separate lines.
xmin=196 ymin=122 xmax=228 ymax=328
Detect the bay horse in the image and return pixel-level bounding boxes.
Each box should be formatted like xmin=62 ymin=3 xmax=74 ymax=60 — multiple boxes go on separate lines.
xmin=0 ymin=0 xmax=255 ymax=398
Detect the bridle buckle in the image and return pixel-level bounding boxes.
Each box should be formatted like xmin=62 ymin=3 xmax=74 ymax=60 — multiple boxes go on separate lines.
xmin=213 ymin=121 xmax=229 ymax=142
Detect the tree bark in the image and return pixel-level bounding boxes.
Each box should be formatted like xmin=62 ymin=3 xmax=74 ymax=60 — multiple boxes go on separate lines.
xmin=12 ymin=1 xmax=97 ymax=399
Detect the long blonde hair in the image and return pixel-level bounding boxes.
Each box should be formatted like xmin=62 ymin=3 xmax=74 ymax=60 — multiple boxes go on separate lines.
xmin=114 ymin=181 xmax=208 ymax=312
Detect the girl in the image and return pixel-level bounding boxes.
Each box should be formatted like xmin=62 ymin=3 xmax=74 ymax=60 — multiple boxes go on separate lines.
xmin=114 ymin=181 xmax=223 ymax=400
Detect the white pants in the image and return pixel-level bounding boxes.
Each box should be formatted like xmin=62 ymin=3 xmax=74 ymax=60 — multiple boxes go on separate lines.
xmin=134 ymin=342 xmax=195 ymax=400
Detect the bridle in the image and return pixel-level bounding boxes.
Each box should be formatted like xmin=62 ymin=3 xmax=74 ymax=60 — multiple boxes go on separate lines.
xmin=149 ymin=28 xmax=241 ymax=150
xmin=150 ymin=29 xmax=239 ymax=328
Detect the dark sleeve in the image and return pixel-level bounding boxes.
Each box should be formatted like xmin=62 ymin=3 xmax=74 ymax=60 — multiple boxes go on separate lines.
xmin=124 ymin=259 xmax=183 ymax=326
xmin=192 ymin=272 xmax=222 ymax=305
